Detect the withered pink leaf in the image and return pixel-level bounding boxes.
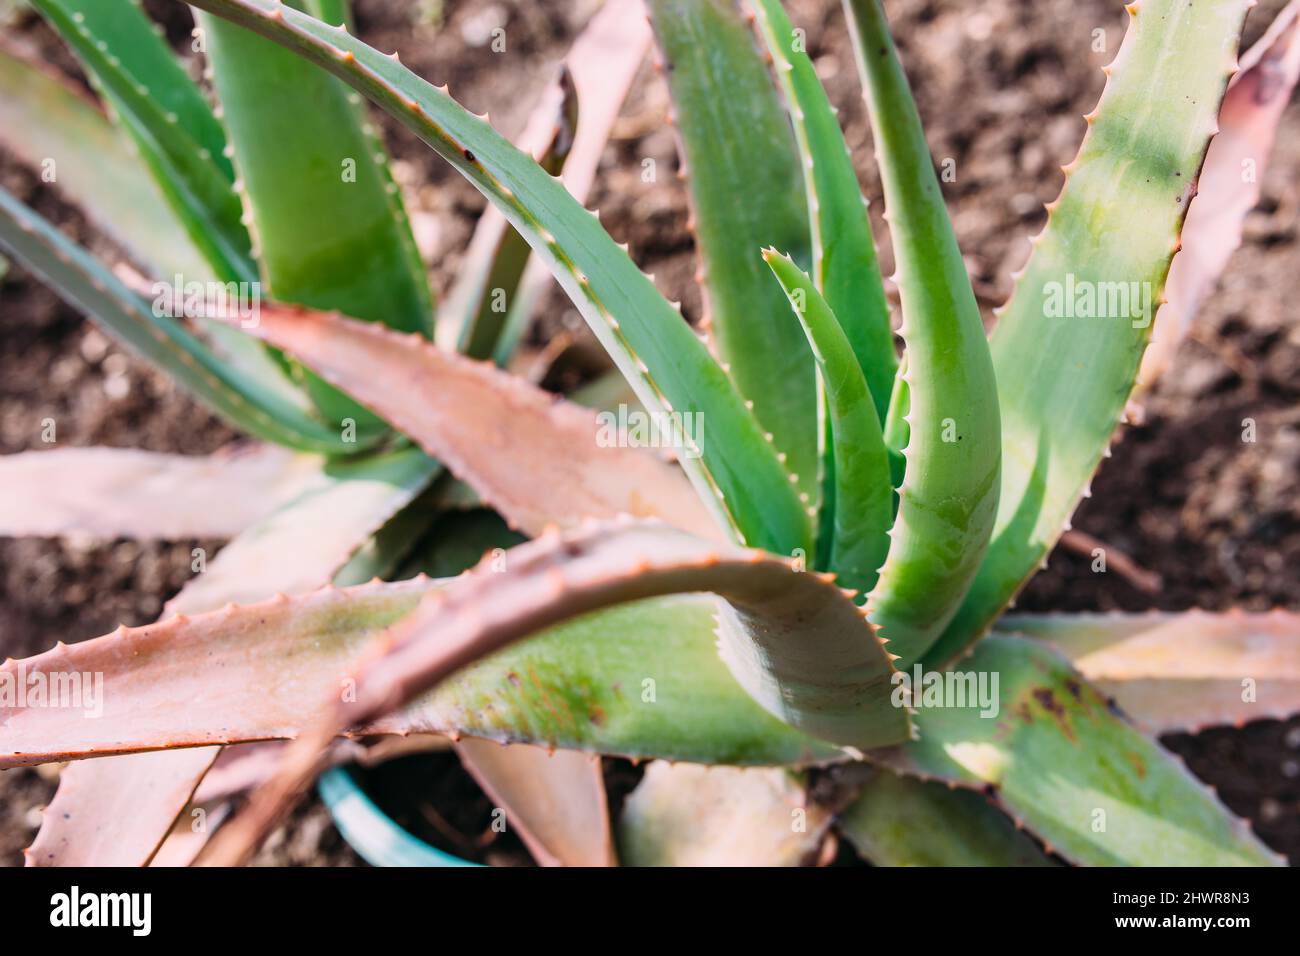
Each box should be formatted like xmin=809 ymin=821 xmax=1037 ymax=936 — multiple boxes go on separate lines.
xmin=222 ymin=303 xmax=718 ymax=538
xmin=0 ymin=444 xmax=320 ymax=541
xmin=192 ymin=739 xmax=371 ymax=806
xmin=150 ymin=739 xmax=375 ymax=867
xmin=1001 ymin=610 xmax=1300 ymax=733
xmin=542 ymin=0 xmax=650 ymax=205
xmin=1 ymin=578 xmax=431 ymax=770
xmin=23 ymin=749 xmax=220 ymax=867
xmin=455 ymin=739 xmax=615 ymax=866
xmin=1140 ymin=0 xmax=1300 ymax=388
xmin=148 ymin=801 xmax=232 ymax=868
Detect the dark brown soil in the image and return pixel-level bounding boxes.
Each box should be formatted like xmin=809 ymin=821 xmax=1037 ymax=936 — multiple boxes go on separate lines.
xmin=1 ymin=0 xmax=1297 ymax=866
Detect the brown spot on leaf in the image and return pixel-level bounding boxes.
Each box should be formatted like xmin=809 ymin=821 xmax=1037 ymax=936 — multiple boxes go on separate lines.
xmin=1032 ymin=687 xmax=1077 ymax=742
xmin=1126 ymin=750 xmax=1148 ymax=779
xmin=1033 ymin=687 xmax=1064 ymax=718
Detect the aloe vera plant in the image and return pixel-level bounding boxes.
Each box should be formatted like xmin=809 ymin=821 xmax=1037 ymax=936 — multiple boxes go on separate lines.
xmin=1 ymin=0 xmax=1298 ymax=868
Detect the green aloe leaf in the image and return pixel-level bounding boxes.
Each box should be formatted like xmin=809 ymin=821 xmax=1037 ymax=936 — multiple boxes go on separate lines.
xmin=14 ymin=5 xmax=306 ymax=413
xmin=30 ymin=0 xmax=255 ymax=282
xmin=0 ymin=188 xmax=366 ymax=454
xmin=877 ymin=635 xmax=1282 ymax=866
xmin=0 ymin=46 xmax=207 ymax=278
xmin=882 ymin=357 xmax=909 ymax=485
xmin=646 ymin=0 xmax=819 ymax=509
xmin=334 ymin=520 xmax=911 ymax=752
xmin=839 ymin=769 xmax=1054 ymax=866
xmin=764 ymin=250 xmax=890 ymax=594
xmin=179 ymin=0 xmax=811 ymax=556
xmin=844 ymin=0 xmax=1001 ymax=667
xmin=199 ymin=0 xmax=434 ymax=434
xmin=929 ymin=0 xmax=1254 ymax=663
xmin=748 ymin=0 xmax=895 ymax=425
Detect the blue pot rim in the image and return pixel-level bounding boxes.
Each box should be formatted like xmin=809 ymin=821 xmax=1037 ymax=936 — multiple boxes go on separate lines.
xmin=317 ymin=765 xmax=481 ymax=868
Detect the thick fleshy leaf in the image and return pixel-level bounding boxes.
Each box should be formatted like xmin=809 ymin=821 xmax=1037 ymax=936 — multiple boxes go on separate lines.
xmin=748 ymin=0 xmax=895 ymax=424
xmin=874 ymin=635 xmax=1282 ymax=866
xmin=0 ymin=445 xmax=320 ymax=540
xmin=179 ymin=0 xmax=809 ymax=555
xmin=199 ymin=521 xmax=906 ymax=864
xmin=838 ymin=768 xmax=1054 ymax=867
xmin=764 ymin=250 xmax=891 ymax=593
xmin=24 ymin=447 xmax=439 ymax=867
xmin=618 ymin=763 xmax=831 ymax=867
xmin=0 ymin=584 xmax=838 ymax=771
xmin=1140 ymin=0 xmax=1300 ymax=388
xmin=30 ymin=0 xmax=254 ymax=281
xmin=930 ymin=0 xmax=1254 ymax=664
xmin=488 ymin=0 xmax=652 ymax=364
xmin=0 ymin=188 xmax=366 ymax=454
xmin=844 ymin=0 xmax=1001 ymax=667
xmin=454 ymin=739 xmax=615 ymax=867
xmin=1002 ymin=611 xmax=1300 ymax=734
xmin=200 ymin=0 xmax=434 ymax=432
xmin=646 ymin=0 xmax=818 ymax=508
xmin=358 ymin=521 xmax=908 ymax=749
xmin=219 ymin=302 xmax=719 ymax=539
xmin=3 ymin=523 xmax=902 ymax=770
